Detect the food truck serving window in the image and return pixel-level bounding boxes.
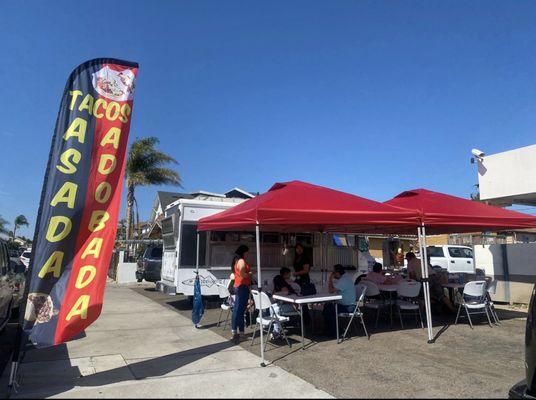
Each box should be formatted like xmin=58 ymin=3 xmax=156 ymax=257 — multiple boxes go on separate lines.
xmin=162 ymin=216 xmax=175 ymax=250
xmin=180 ymin=223 xmax=206 ymax=267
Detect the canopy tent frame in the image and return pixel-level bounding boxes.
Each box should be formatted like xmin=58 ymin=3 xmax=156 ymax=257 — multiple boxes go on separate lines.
xmin=197 ymin=224 xmax=433 ymax=366
xmin=386 ymin=188 xmax=536 ymax=343
xmin=196 ymin=182 xmax=536 ymax=365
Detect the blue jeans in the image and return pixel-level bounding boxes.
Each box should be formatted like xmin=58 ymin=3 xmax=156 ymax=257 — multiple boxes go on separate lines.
xmin=231 ymin=284 xmax=249 ymax=333
xmin=323 ymin=303 xmax=355 ymax=337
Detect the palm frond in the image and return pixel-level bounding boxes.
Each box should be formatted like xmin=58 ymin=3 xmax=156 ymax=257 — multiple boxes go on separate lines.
xmin=14 ymin=214 xmax=29 ymax=227
xmin=0 ymin=215 xmax=9 ymax=235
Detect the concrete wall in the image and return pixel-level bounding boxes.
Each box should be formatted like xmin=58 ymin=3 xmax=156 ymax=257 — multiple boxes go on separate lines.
xmin=474 ymin=242 xmax=536 ymax=304
xmin=114 ymin=251 xmax=138 ymax=284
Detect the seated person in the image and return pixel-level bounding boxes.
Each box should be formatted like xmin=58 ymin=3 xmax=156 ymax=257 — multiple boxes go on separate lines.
xmin=407 ymin=253 xmax=456 ymax=313
xmin=269 ymin=267 xmax=300 ymax=340
xmin=273 ymin=267 xmax=299 ymax=295
xmin=323 ymin=264 xmax=356 ymax=337
xmin=406 ymin=252 xmax=433 ymax=281
xmin=366 ymin=262 xmax=387 ymax=284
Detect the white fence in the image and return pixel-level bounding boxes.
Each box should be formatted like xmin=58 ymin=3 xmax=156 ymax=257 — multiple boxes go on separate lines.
xmin=474 ymin=242 xmax=536 ymax=304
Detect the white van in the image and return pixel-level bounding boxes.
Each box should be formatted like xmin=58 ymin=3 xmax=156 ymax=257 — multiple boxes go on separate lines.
xmin=427 ymin=245 xmax=475 ymax=273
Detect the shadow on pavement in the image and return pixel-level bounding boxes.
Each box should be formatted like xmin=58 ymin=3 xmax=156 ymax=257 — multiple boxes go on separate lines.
xmin=15 ymin=340 xmax=235 ymax=398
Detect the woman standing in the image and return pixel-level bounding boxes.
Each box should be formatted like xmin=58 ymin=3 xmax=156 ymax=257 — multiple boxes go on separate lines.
xmin=230 ymin=245 xmax=251 ymax=344
xmin=293 ymin=243 xmax=311 ymax=286
xmin=293 ymin=243 xmax=312 ymax=324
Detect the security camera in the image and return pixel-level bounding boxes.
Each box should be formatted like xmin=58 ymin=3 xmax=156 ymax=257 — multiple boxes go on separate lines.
xmin=471 ymin=148 xmax=485 ymax=158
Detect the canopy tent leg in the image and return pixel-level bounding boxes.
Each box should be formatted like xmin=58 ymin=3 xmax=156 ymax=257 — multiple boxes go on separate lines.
xmin=320 ymin=232 xmax=325 ymax=285
xmin=418 ymin=225 xmax=434 ymax=343
xmin=256 ymin=224 xmax=266 ymax=367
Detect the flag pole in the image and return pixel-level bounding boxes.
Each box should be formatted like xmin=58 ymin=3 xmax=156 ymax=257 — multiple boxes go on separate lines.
xmin=196 ymin=233 xmax=200 ymax=274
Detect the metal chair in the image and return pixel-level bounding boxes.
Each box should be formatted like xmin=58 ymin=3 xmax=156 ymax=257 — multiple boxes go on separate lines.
xmin=455 ymin=280 xmax=493 ymax=329
xmin=216 ymin=283 xmax=234 ymax=330
xmin=360 ymin=280 xmax=389 ymax=327
xmin=250 ymin=290 xmax=291 ymax=348
xmin=396 ymin=281 xmax=423 ymax=329
xmin=338 ymin=284 xmax=369 ymax=341
xmin=485 ymin=278 xmax=501 ymax=325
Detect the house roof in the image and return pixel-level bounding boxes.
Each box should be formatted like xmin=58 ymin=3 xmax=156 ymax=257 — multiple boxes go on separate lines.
xmin=156 ymin=191 xmax=194 ymax=210
xmin=224 ymin=188 xmax=255 ymax=199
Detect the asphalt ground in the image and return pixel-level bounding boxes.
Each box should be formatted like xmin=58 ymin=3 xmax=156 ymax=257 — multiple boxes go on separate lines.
xmin=133 ymin=284 xmax=528 ymax=398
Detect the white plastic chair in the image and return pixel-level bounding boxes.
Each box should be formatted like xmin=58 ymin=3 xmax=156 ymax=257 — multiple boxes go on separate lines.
xmin=216 ymin=283 xmax=234 ymax=330
xmin=338 ymin=284 xmax=369 ymax=341
xmin=486 ymin=279 xmax=500 ymax=325
xmin=360 ymin=280 xmax=389 ymax=327
xmin=455 ymin=280 xmax=493 ymax=329
xmin=396 ymin=281 xmax=423 ymax=329
xmin=250 ymin=290 xmax=291 ymax=348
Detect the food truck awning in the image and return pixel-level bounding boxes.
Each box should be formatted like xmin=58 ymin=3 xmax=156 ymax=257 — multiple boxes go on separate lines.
xmin=385 ymin=188 xmax=536 ymax=234
xmin=197 ymin=180 xmax=420 ymax=232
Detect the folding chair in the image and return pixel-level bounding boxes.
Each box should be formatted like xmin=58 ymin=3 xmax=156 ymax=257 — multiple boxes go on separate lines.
xmin=455 ymin=280 xmax=493 ymax=329
xmin=216 ymin=283 xmax=234 ymax=330
xmin=338 ymin=284 xmax=369 ymax=342
xmin=360 ymin=280 xmax=389 ymax=327
xmin=485 ymin=278 xmax=501 ymax=325
xmin=250 ymin=290 xmax=291 ymax=348
xmin=396 ymin=281 xmax=423 ymax=329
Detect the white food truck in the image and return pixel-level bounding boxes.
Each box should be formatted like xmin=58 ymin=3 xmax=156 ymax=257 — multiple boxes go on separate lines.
xmin=156 ymin=197 xmax=376 ymax=296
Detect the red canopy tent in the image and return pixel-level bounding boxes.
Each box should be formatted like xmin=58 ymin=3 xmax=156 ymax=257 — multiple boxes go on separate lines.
xmin=385 ymin=188 xmax=536 ymax=343
xmin=198 ymin=180 xmax=419 ymax=232
xmin=198 ymin=181 xmax=420 ymax=363
xmin=385 ymin=188 xmax=536 ymax=234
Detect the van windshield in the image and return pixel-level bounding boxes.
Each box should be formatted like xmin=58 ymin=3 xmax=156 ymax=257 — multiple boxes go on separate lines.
xmin=150 ymin=247 xmax=163 ymax=258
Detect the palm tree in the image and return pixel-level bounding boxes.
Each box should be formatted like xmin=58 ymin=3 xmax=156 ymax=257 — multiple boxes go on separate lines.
xmin=0 ymin=215 xmax=9 ymax=236
xmin=125 ymin=137 xmax=181 ymax=240
xmin=13 ymin=215 xmax=29 ymax=239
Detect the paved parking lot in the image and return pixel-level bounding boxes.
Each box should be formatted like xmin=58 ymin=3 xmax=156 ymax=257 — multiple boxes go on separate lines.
xmin=134 ymin=284 xmax=528 ymax=398
xmin=1 ymin=284 xmax=330 ymax=399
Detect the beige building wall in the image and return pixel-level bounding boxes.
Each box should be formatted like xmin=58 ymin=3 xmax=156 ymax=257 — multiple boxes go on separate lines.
xmin=367 ymin=237 xmax=417 ymax=260
xmin=368 ymin=238 xmax=383 ymax=259
xmin=426 ymin=234 xmax=449 ymax=246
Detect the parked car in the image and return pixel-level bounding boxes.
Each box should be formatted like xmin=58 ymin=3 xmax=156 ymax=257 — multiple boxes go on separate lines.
xmin=0 ymin=241 xmax=9 ymax=276
xmin=509 ymin=284 xmax=536 ymax=399
xmin=427 ymin=245 xmax=475 ymax=273
xmin=136 ymin=245 xmax=163 ymax=283
xmin=8 ymin=249 xmax=20 ymax=258
xmin=19 ymin=249 xmax=31 ymax=270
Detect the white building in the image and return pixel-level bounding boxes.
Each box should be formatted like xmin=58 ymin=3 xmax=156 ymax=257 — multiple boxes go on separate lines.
xmin=477 ymin=144 xmax=536 ymax=206
xmin=474 ymin=144 xmax=536 ymax=303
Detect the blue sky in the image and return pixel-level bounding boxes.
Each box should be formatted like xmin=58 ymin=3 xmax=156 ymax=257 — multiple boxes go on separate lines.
xmin=1 ymin=1 xmax=536 ymax=237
